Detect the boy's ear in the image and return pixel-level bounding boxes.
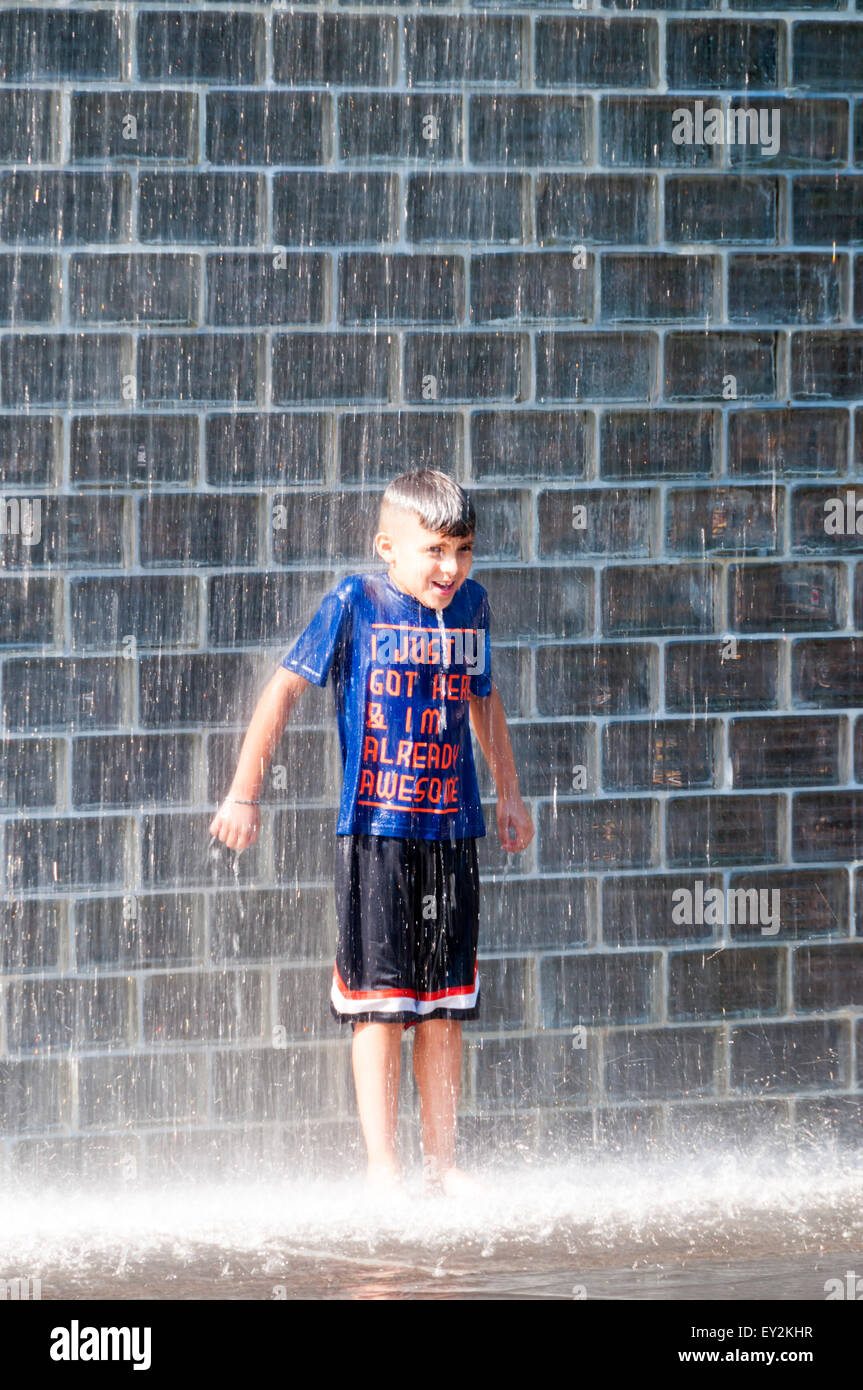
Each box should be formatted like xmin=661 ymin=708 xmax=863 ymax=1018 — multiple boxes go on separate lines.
xmin=374 ymin=529 xmax=393 ymax=562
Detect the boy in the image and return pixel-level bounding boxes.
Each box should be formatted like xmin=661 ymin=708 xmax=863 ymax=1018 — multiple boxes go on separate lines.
xmin=209 ymin=469 xmax=534 ymax=1194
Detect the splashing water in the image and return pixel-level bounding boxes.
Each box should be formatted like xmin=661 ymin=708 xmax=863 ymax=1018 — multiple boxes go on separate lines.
xmin=2 ymin=1145 xmax=863 ymax=1299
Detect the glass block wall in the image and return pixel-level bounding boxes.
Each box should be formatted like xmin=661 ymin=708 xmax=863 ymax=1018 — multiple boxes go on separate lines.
xmin=1 ymin=3 xmax=862 ymax=1180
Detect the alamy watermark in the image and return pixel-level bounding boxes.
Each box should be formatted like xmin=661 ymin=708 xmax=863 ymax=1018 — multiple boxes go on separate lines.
xmin=823 ymin=491 xmax=863 ymax=534
xmin=824 ymin=1270 xmax=863 ymax=1299
xmin=672 ymin=101 xmax=780 ymax=157
xmin=672 ymin=881 xmax=781 ymax=936
xmin=0 ymin=496 xmax=41 ymax=546
xmin=0 ymin=1275 xmax=41 ymax=1300
xmin=50 ymin=1322 xmax=151 ymax=1370
xmin=371 ymin=625 xmax=486 ymax=671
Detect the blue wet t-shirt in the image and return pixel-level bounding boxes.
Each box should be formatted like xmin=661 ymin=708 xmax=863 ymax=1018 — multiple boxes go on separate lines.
xmin=280 ymin=571 xmax=492 ymax=840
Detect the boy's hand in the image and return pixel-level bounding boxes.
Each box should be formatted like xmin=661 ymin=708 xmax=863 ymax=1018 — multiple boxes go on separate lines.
xmin=496 ymin=791 xmax=534 ymax=853
xmin=208 ymin=798 xmax=260 ymax=853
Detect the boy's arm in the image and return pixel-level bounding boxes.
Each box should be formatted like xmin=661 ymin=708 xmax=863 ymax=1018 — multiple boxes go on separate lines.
xmin=209 ymin=666 xmax=310 ymax=850
xmin=469 ymin=682 xmax=535 ymax=852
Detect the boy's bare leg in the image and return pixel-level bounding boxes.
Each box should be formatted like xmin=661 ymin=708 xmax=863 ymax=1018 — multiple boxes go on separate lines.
xmin=412 ymin=1019 xmax=475 ymax=1194
xmin=351 ymin=1021 xmax=403 ymax=1184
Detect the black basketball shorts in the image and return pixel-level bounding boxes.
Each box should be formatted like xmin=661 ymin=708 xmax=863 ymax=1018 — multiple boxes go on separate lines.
xmin=330 ymin=832 xmax=481 ymax=1028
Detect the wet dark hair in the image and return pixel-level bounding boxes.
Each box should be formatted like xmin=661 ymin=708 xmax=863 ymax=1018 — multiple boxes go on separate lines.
xmin=379 ymin=469 xmax=476 ymax=538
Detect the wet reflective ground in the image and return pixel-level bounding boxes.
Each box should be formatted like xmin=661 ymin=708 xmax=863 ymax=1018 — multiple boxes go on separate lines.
xmin=17 ymin=1244 xmax=863 ymax=1302
xmin=2 ymin=1147 xmax=862 ymax=1300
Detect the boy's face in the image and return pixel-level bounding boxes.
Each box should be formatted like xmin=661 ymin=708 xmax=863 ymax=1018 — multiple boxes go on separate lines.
xmin=374 ymin=508 xmax=474 ymax=610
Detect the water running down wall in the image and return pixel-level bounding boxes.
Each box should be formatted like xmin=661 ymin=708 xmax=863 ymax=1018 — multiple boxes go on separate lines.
xmin=1 ymin=4 xmax=862 ymax=1181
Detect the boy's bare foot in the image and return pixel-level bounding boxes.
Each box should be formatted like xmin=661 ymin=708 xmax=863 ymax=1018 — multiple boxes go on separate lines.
xmin=440 ymin=1166 xmax=478 ymax=1198
xmin=422 ymin=1157 xmax=478 ymax=1197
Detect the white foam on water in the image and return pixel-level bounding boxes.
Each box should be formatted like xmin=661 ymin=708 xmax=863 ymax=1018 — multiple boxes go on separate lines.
xmin=2 ymin=1146 xmax=862 ymax=1277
